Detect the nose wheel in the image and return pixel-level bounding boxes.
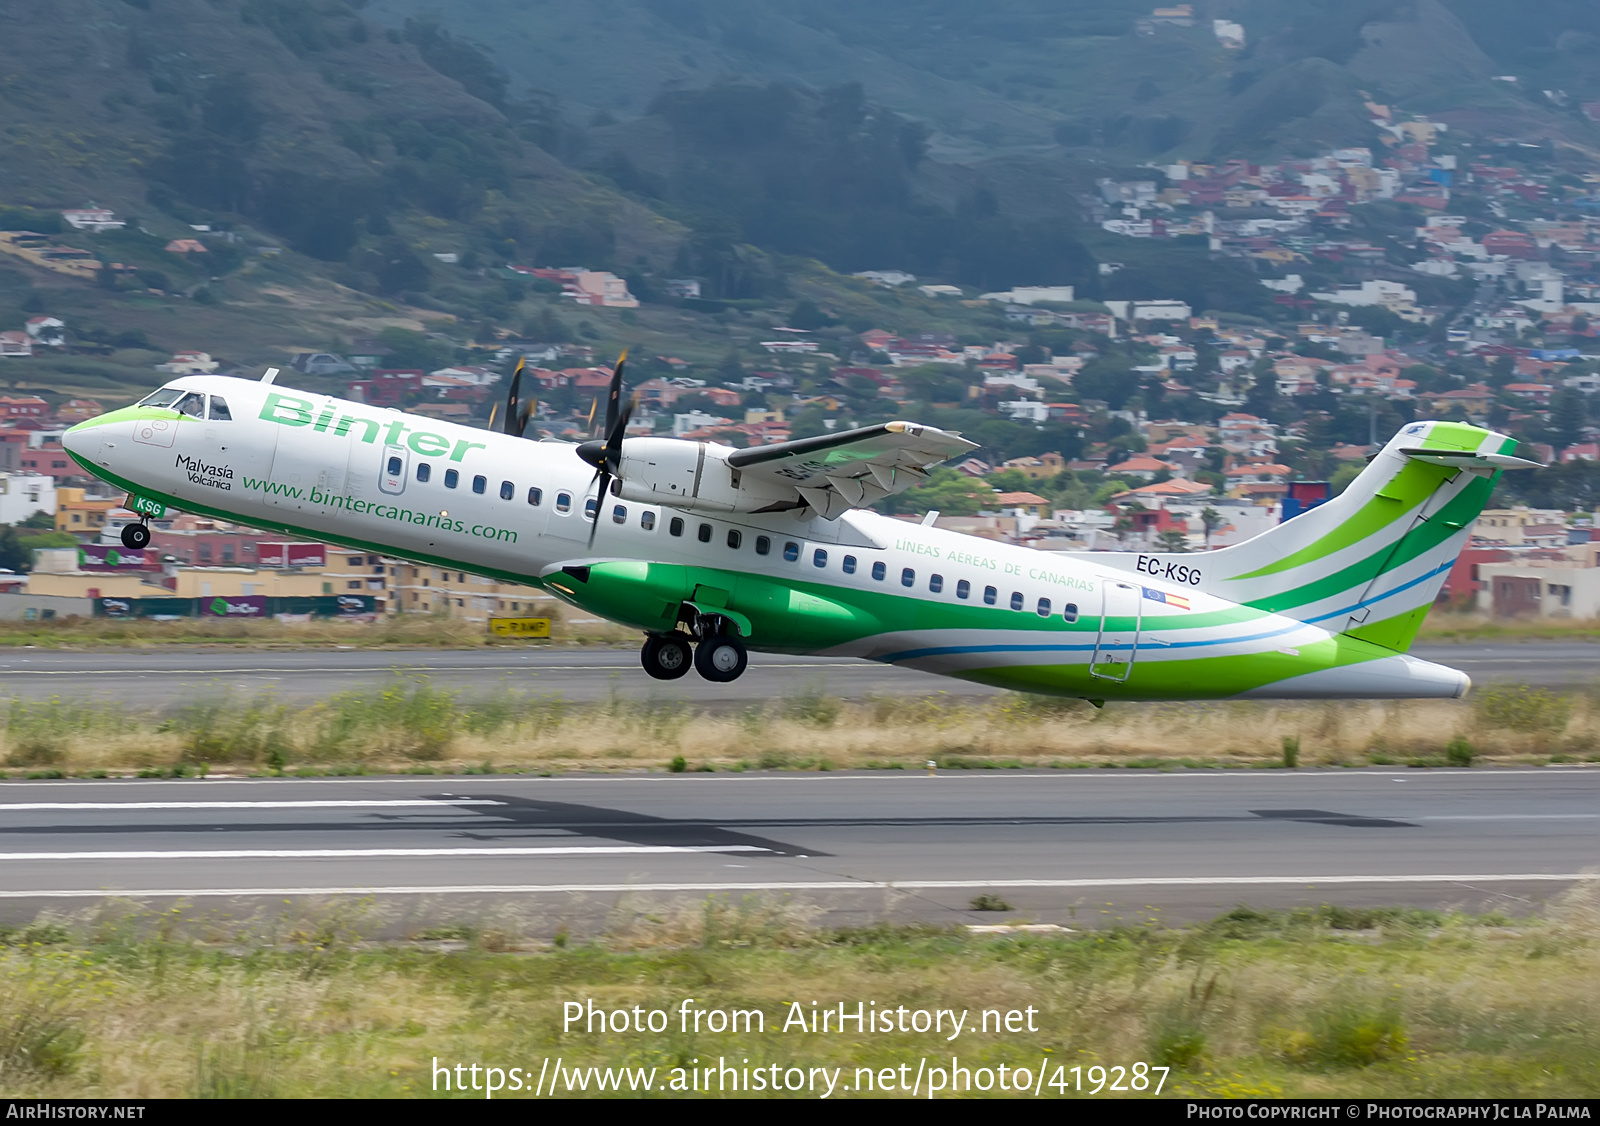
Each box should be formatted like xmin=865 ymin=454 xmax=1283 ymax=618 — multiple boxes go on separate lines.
xmin=641 ymin=633 xmax=692 ymax=680
xmin=694 ymin=632 xmax=748 ymax=683
xmin=120 ymin=523 xmax=151 ymax=550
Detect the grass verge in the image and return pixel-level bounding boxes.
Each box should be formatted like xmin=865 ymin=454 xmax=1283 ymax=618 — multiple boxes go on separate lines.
xmin=0 ymin=895 xmax=1597 ymax=1097
xmin=0 ymin=613 xmax=637 ymax=649
xmin=4 ymin=679 xmax=1600 ymax=776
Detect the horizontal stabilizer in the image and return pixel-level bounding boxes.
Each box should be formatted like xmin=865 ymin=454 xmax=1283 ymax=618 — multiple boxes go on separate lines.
xmin=1399 ymin=448 xmax=1545 ymax=470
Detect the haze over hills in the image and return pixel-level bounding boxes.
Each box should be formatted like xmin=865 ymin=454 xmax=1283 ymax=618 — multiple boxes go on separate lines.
xmin=365 ymin=0 xmax=1599 ymax=160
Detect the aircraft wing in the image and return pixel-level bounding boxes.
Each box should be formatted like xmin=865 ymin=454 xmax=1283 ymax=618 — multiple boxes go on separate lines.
xmin=725 ymin=421 xmax=978 ymax=519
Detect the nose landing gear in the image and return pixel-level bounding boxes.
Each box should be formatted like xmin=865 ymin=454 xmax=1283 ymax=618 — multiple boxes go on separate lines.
xmin=120 ymin=523 xmax=151 ymax=550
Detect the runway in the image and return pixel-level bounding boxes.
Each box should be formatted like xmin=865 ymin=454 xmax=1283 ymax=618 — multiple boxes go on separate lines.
xmin=0 ymin=640 xmax=1594 ymax=706
xmin=1 ymin=770 xmax=1595 ymax=930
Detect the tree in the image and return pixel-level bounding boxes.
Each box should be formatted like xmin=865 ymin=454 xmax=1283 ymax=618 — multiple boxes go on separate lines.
xmin=1156 ymin=529 xmax=1189 ymax=553
xmin=1199 ymin=506 xmax=1223 ymax=548
xmin=0 ymin=525 xmax=27 ymax=572
xmin=1551 ymin=387 xmax=1587 ymax=452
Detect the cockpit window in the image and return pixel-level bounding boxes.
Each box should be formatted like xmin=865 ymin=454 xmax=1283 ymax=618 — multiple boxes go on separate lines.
xmin=174 ymin=392 xmax=206 ymax=418
xmin=136 ymin=387 xmax=186 ymax=409
xmin=208 ymin=396 xmax=231 ymax=421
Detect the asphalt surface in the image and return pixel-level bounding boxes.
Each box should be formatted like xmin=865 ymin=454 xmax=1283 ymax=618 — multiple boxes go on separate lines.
xmin=0 ymin=640 xmax=1596 ymax=705
xmin=0 ymin=770 xmax=1595 ymax=930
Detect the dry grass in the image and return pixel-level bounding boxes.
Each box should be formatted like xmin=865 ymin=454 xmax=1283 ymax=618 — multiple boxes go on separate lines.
xmin=0 ymin=894 xmax=1596 ymax=1097
xmin=1418 ymin=612 xmax=1600 ymax=642
xmin=0 ymin=612 xmax=637 ymax=650
xmin=4 ymin=678 xmax=1600 ymax=777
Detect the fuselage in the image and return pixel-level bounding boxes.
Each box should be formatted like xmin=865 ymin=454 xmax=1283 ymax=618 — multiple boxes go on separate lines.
xmin=63 ymin=374 xmax=1470 ymax=701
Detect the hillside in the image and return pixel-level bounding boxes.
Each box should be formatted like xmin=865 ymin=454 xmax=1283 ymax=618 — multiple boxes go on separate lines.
xmin=365 ymin=0 xmax=1596 ymax=162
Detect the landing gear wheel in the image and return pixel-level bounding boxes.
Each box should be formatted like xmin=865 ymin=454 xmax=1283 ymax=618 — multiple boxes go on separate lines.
xmin=694 ymin=632 xmax=748 ymax=683
xmin=120 ymin=523 xmax=151 ymax=550
xmin=641 ymin=634 xmax=692 ymax=681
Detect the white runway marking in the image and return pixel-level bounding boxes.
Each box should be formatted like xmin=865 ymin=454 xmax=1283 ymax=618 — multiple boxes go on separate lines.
xmin=0 ymin=800 xmax=504 ymax=811
xmin=0 ymin=845 xmax=769 ymax=861
xmin=0 ymin=873 xmax=1593 ymax=898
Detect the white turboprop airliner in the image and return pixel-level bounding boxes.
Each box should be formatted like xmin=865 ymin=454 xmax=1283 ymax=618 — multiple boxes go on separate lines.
xmin=63 ymin=361 xmax=1538 ymax=701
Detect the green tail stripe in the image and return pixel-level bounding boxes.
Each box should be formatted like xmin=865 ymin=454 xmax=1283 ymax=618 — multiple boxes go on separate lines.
xmin=1244 ymin=473 xmax=1495 ymax=617
xmin=1229 ymin=459 xmax=1453 ymax=580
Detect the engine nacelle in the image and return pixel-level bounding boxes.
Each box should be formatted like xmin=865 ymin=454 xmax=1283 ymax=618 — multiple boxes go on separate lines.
xmin=615 ymin=437 xmax=796 ymax=514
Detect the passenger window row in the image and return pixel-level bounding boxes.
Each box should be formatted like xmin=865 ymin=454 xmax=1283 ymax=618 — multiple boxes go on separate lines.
xmin=671 ymin=515 xmax=1083 ymax=624
xmin=794 ymin=542 xmax=1081 ymax=623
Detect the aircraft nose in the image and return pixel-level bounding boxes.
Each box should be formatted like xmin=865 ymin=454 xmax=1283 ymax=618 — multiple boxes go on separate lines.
xmin=61 ymin=419 xmax=91 ymax=456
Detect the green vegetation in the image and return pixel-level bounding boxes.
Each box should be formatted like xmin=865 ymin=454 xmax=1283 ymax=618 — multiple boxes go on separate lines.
xmin=4 ymin=678 xmax=1599 ymax=777
xmin=0 ymin=898 xmax=1597 ymax=1097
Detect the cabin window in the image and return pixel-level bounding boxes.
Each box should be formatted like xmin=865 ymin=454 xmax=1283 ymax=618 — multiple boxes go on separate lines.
xmin=612 ymin=504 xmax=627 ymax=524
xmin=207 ymin=396 xmax=231 ymax=421
xmin=842 ymin=555 xmax=857 ymax=574
xmin=755 ymin=536 xmax=771 ymax=555
xmin=500 ymin=480 xmax=514 ymax=501
xmin=956 ymin=579 xmax=971 ymax=600
xmin=983 ymin=585 xmax=997 ymax=605
xmin=641 ymin=511 xmax=656 ymax=531
xmin=555 ymin=491 xmax=570 ymax=512
xmin=584 ymin=497 xmax=598 ymax=520
xmin=416 ymin=463 xmax=431 ymax=483
xmin=813 ymin=548 xmax=828 ymax=568
xmin=174 ymin=392 xmax=206 ymax=418
xmin=1010 ymin=591 xmax=1024 ymax=611
xmin=386 ymin=456 xmax=402 ymax=477
xmin=669 ymin=516 xmax=684 ymax=536
xmin=1037 ymin=597 xmax=1051 ymax=617
xmin=872 ymin=561 xmax=886 ymax=581
xmin=697 ymin=523 xmax=712 ymax=543
xmin=929 ymin=574 xmax=944 ymax=593
xmin=727 ymin=529 xmax=742 ymax=549
xmin=527 ymin=487 xmax=541 ymax=506
xmin=472 ymin=475 xmax=487 ymax=495
xmin=444 ymin=469 xmax=459 ymax=489
xmin=1063 ymin=602 xmax=1079 ymax=623
xmin=783 ymin=541 xmax=800 ymax=562
xmin=901 ymin=567 xmax=915 ymax=588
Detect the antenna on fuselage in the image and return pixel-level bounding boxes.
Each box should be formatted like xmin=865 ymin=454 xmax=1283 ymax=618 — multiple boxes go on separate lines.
xmin=260 ymin=367 xmax=280 ymax=385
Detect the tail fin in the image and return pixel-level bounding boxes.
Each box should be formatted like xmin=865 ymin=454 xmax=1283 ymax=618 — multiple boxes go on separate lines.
xmin=1106 ymin=422 xmax=1537 ymax=653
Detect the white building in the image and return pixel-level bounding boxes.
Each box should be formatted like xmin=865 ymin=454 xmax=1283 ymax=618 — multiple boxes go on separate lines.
xmin=0 ymin=472 xmax=55 ymax=524
xmin=980 ymin=285 xmax=1076 ymax=306
xmin=59 ymin=208 xmax=125 ymax=232
xmin=1104 ymin=299 xmax=1193 ymax=322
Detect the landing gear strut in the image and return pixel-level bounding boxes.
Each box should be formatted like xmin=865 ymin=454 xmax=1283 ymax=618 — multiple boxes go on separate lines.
xmin=640 ymin=633 xmax=692 ymax=680
xmin=120 ymin=523 xmax=151 ymax=550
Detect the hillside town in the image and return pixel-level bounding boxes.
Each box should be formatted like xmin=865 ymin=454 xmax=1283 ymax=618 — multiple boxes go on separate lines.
xmin=8 ymin=110 xmax=1600 ymax=622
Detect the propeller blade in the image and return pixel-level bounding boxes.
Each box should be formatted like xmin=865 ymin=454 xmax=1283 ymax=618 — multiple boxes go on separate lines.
xmin=487 ymin=401 xmax=499 ymax=430
xmin=503 ymin=357 xmax=525 ymax=436
xmin=514 ymin=397 xmax=534 ymax=439
xmin=586 ymin=396 xmax=599 ymax=438
xmin=586 ymin=468 xmax=608 ymax=548
xmin=601 ymin=350 xmax=627 ymax=446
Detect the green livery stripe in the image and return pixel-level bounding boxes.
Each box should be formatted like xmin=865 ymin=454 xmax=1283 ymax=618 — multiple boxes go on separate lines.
xmin=65 ymin=407 xmax=178 ymax=432
xmin=1243 ymin=472 xmax=1495 ymax=617
xmin=1229 ymin=459 xmax=1451 ymax=580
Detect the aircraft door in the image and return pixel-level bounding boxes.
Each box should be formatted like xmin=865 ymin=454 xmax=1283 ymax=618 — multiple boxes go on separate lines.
xmin=265 ymin=400 xmax=345 ymax=513
xmin=1090 ymin=579 xmax=1142 ymax=681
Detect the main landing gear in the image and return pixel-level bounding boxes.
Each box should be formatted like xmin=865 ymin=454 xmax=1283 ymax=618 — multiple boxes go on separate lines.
xmin=640 ymin=611 xmax=749 ymax=684
xmin=120 ymin=523 xmax=151 ymax=550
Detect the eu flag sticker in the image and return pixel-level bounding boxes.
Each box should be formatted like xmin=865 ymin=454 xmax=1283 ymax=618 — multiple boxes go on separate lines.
xmin=1143 ymin=587 xmax=1191 ymax=610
